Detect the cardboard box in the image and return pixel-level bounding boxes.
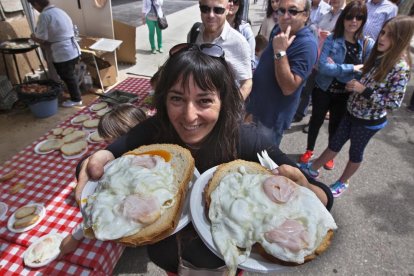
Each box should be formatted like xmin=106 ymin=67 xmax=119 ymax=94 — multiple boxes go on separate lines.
xmin=87 ymin=64 xmax=116 ymax=87
xmin=113 ymin=20 xmax=136 ymax=64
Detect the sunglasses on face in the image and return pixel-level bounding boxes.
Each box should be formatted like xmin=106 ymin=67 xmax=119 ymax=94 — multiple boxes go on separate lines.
xmin=199 ymin=4 xmax=226 ymax=15
xmin=344 ymin=14 xmax=364 ymax=21
xmin=169 ymin=43 xmax=225 ymax=59
xmin=277 ymin=8 xmax=306 ymax=16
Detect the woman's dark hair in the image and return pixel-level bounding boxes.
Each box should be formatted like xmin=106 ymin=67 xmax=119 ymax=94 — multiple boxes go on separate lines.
xmin=266 ymin=0 xmax=277 ymax=18
xmin=333 ymin=0 xmax=367 ymax=41
xmin=233 ymin=0 xmax=245 ymax=30
xmin=28 ymin=0 xmax=49 ymax=7
xmin=153 ymin=48 xmax=244 ymax=165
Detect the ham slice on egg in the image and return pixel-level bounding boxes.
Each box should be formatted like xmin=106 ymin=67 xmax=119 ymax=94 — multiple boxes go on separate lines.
xmin=264 ymin=219 xmax=310 ymax=252
xmin=263 ymin=175 xmax=297 ymax=204
xmin=117 ymin=194 xmax=161 ymax=225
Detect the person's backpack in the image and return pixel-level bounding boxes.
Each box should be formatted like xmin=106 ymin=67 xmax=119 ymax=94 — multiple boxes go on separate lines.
xmin=189 ymin=22 xmax=202 ymax=43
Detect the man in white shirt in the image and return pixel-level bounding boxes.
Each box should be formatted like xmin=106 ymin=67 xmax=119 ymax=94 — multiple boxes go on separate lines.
xmin=310 ymin=0 xmax=331 ymax=26
xmin=28 ymin=0 xmax=82 ymax=107
xmin=188 ymin=0 xmax=252 ymax=99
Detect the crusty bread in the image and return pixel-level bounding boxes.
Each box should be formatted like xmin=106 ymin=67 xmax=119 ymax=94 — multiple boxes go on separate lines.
xmin=205 ymin=159 xmax=335 ymax=265
xmin=72 ymin=114 xmax=90 ymax=124
xmin=52 ymin=127 xmax=63 ymax=136
xmin=85 ymin=144 xmax=195 ymax=246
xmin=62 ymin=127 xmax=75 ymax=136
xmin=39 ymin=139 xmax=64 ymax=152
xmin=62 ymin=130 xmax=87 ymax=144
xmin=91 ymin=102 xmax=108 ymax=111
xmin=61 ymin=140 xmax=88 ymax=156
xmin=14 ymin=214 xmax=39 ymax=229
xmin=83 ymin=119 xmax=100 ymax=129
xmin=15 ymin=205 xmax=36 ymax=219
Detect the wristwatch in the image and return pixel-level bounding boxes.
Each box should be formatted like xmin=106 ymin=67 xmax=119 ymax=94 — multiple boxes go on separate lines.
xmin=274 ymin=51 xmax=286 ymax=60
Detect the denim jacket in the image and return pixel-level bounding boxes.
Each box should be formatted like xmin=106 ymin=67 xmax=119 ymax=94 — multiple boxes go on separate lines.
xmin=315 ymin=34 xmax=375 ymax=91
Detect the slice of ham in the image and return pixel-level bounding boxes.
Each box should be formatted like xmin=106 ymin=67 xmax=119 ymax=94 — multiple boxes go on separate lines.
xmin=264 ymin=219 xmax=310 ymax=252
xmin=131 ymin=155 xmax=158 ymax=169
xmin=117 ymin=194 xmax=161 ymax=225
xmin=262 ymin=176 xmax=297 ymax=204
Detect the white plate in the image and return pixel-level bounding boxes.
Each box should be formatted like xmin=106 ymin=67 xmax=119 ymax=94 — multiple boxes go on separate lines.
xmin=80 ymin=162 xmax=200 ymax=238
xmin=34 ymin=139 xmax=60 ymax=155
xmin=7 ymin=203 xmax=46 ymax=233
xmin=70 ymin=114 xmax=91 ymax=125
xmin=87 ymin=131 xmax=105 ymax=144
xmin=189 ymin=166 xmax=290 ymax=273
xmin=61 ymin=146 xmax=88 ymax=160
xmin=0 ymin=202 xmax=8 ymax=220
xmin=23 ymin=233 xmax=64 ymax=268
xmin=89 ymin=102 xmax=108 ymax=112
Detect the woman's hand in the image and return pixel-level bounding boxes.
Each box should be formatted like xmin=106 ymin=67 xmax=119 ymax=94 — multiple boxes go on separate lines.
xmin=272 ymin=165 xmax=328 ymax=206
xmin=353 ymin=64 xmax=364 ymax=73
xmin=327 ymin=57 xmax=335 ymax=64
xmin=345 ymin=79 xmax=365 ymax=93
xmin=75 ymin=150 xmax=115 ymax=205
xmin=58 ymin=234 xmax=80 ymax=259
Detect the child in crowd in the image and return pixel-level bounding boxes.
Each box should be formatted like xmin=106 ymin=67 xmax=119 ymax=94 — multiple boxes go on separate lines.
xmin=59 ymin=103 xmax=147 ymax=256
xmin=254 ymin=34 xmax=268 ymax=69
xmin=300 ymin=15 xmax=414 ymax=197
xmin=98 ymin=103 xmax=147 ymax=143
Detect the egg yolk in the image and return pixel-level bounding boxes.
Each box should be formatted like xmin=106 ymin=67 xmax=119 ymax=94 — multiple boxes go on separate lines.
xmin=125 ymin=150 xmax=171 ymax=162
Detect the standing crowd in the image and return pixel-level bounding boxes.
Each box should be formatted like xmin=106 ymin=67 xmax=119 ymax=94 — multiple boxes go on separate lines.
xmin=25 ymin=0 xmax=414 ymax=274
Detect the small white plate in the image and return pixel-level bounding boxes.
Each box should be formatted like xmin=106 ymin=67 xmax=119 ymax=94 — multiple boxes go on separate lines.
xmin=89 ymin=102 xmax=108 ymax=112
xmin=70 ymin=114 xmax=91 ymax=125
xmin=61 ymin=146 xmax=88 ymax=160
xmin=23 ymin=233 xmax=64 ymax=268
xmin=189 ymin=166 xmax=290 ymax=273
xmin=0 ymin=202 xmax=8 ymax=220
xmin=7 ymin=203 xmax=46 ymax=233
xmin=34 ymin=139 xmax=60 ymax=155
xmin=81 ymin=161 xmax=200 ymax=239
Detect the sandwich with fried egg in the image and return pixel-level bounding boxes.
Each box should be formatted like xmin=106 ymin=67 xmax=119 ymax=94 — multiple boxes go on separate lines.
xmin=205 ymin=160 xmax=337 ymax=274
xmin=82 ymin=144 xmax=195 ymax=246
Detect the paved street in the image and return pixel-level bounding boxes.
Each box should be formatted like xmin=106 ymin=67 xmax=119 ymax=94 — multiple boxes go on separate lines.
xmin=112 ymin=0 xmax=414 ymax=275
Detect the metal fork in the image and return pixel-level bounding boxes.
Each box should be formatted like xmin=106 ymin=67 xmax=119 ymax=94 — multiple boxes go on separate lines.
xmin=257 ymin=150 xmax=278 ymax=170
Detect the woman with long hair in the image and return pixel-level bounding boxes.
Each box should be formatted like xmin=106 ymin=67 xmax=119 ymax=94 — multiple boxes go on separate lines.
xmin=300 ymin=15 xmax=414 ymax=197
xmin=299 ymin=0 xmax=374 ymax=170
xmin=258 ymin=0 xmax=279 ymax=40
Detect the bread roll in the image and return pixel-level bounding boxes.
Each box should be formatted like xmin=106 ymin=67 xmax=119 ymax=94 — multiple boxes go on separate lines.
xmin=96 ymin=108 xmax=111 ymax=117
xmin=72 ymin=114 xmax=90 ymax=124
xmin=62 ymin=130 xmax=87 ymax=144
xmin=15 ymin=205 xmax=36 ymax=219
xmin=90 ymin=131 xmax=104 ymax=143
xmin=39 ymin=139 xmax=64 ymax=152
xmin=52 ymin=127 xmax=63 ymax=136
xmin=14 ymin=214 xmax=39 ymax=229
xmin=83 ymin=119 xmax=100 ymax=129
xmin=91 ymin=102 xmax=108 ymax=111
xmin=62 ymin=127 xmax=75 ymax=136
xmin=61 ymin=140 xmax=88 ymax=156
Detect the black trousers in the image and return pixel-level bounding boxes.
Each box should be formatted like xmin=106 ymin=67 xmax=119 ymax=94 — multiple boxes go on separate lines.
xmin=307 ymin=86 xmax=350 ymax=151
xmin=53 ymin=56 xmax=81 ymax=102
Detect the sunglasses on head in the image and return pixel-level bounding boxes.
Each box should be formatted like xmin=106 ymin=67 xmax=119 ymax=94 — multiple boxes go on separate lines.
xmin=169 ymin=43 xmax=225 ymax=59
xmin=277 ymin=8 xmax=306 ymax=16
xmin=199 ymin=4 xmax=226 ymax=15
xmin=344 ymin=14 xmax=364 ymax=21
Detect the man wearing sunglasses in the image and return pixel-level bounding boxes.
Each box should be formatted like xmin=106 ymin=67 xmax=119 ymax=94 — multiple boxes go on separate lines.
xmin=246 ymin=0 xmax=318 ymax=146
xmin=188 ymin=0 xmax=253 ymax=99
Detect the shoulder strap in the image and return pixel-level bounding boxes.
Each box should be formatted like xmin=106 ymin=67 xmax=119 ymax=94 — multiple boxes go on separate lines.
xmin=190 ymin=22 xmax=202 ymax=44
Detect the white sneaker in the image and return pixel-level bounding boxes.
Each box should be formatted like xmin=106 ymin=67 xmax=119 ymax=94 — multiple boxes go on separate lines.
xmin=62 ymin=100 xmax=82 ymax=107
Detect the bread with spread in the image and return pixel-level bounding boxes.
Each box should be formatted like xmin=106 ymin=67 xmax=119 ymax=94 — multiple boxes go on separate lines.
xmin=205 ymin=160 xmax=337 ymax=274
xmin=82 ymin=144 xmax=195 ymax=246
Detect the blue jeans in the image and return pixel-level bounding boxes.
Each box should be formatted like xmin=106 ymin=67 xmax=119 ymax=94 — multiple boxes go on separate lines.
xmin=146 ymin=18 xmax=162 ymax=50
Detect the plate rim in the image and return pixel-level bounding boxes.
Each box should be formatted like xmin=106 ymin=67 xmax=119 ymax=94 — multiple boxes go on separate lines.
xmin=7 ymin=203 xmax=46 ymax=233
xmin=189 ymin=166 xmax=291 ymax=273
xmin=34 ymin=139 xmax=61 ymax=155
xmin=23 ymin=232 xmax=65 ymax=268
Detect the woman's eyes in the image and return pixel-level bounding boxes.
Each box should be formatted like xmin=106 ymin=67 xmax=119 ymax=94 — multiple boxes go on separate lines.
xmin=168 ymin=95 xmax=214 ymax=105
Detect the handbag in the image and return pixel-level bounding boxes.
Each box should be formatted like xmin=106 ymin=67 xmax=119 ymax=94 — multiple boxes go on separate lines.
xmin=151 ymin=0 xmax=168 ymax=30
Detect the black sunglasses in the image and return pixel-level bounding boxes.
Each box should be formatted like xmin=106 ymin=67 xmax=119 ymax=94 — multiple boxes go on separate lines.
xmin=229 ymin=0 xmax=239 ymax=4
xmin=199 ymin=4 xmax=226 ymax=15
xmin=344 ymin=14 xmax=364 ymax=21
xmin=169 ymin=43 xmax=225 ymax=59
xmin=277 ymin=8 xmax=306 ymax=16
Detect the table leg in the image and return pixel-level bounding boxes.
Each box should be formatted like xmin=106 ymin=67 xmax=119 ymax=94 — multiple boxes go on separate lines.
xmin=12 ymin=53 xmax=22 ymax=84
xmin=2 ymin=52 xmax=10 ymax=81
xmin=92 ymin=55 xmax=105 ymax=92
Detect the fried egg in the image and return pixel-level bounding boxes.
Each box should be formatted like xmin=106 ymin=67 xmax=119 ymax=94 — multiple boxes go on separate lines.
xmin=84 ymin=154 xmax=177 ymax=240
xmin=209 ymin=166 xmax=337 ymax=273
xmin=25 ymin=234 xmax=62 ymax=265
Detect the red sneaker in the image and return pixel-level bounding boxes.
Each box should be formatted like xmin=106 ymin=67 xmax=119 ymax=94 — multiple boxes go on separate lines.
xmin=324 ymin=159 xmax=335 ymax=170
xmin=299 ymin=150 xmax=314 ymax=163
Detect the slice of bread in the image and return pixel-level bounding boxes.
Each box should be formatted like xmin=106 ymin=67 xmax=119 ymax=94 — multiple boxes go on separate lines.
xmin=83 ymin=119 xmax=100 ymax=129
xmin=91 ymin=102 xmax=108 ymax=111
xmin=62 ymin=130 xmax=87 ymax=144
xmin=15 ymin=205 xmax=36 ymax=219
xmin=205 ymin=160 xmax=335 ymax=266
xmin=61 ymin=140 xmax=88 ymax=156
xmin=52 ymin=127 xmax=63 ymax=136
xmin=39 ymin=139 xmax=64 ymax=152
xmin=85 ymin=144 xmax=195 ymax=246
xmin=89 ymin=131 xmax=104 ymax=143
xmin=62 ymin=127 xmax=75 ymax=136
xmin=72 ymin=114 xmax=90 ymax=124
xmin=14 ymin=214 xmax=39 ymax=229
